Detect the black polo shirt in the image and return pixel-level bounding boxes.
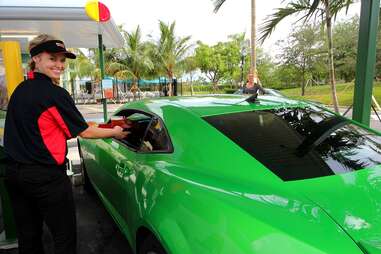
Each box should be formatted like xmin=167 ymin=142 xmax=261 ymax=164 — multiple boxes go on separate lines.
xmin=4 ymin=72 xmax=88 ymax=165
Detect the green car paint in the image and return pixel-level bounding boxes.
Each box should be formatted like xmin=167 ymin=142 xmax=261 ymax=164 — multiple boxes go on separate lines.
xmin=79 ymin=95 xmax=381 ymax=254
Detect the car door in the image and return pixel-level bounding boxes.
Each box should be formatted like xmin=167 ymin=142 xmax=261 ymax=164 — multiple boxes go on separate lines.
xmin=101 ymin=111 xmax=173 ymax=233
xmin=95 ymin=111 xmax=153 ymax=222
xmin=121 ymin=116 xmax=174 ymax=228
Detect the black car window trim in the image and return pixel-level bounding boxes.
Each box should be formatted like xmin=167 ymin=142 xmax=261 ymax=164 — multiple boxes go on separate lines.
xmin=112 ymin=109 xmax=174 ymax=154
xmin=138 ymin=116 xmax=174 ymax=154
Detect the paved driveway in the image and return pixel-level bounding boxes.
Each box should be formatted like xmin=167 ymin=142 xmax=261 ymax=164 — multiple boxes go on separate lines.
xmin=0 ymin=186 xmax=133 ymax=254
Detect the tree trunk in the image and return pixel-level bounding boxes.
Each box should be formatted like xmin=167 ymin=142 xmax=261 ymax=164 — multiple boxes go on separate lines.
xmin=212 ymin=81 xmax=218 ymax=92
xmin=250 ymin=0 xmax=257 ymax=81
xmin=168 ymin=77 xmax=173 ymax=96
xmin=301 ymin=59 xmax=306 ymax=96
xmin=131 ymin=78 xmax=138 ymax=101
xmin=190 ymin=76 xmax=194 ymax=96
xmin=168 ymin=70 xmax=173 ymax=96
xmin=325 ymin=1 xmax=340 ymax=113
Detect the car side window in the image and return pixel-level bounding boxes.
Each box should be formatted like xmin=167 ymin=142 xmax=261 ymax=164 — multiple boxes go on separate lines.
xmin=113 ymin=110 xmax=172 ymax=153
xmin=114 ymin=112 xmax=152 ymax=150
xmin=140 ymin=117 xmax=170 ymax=152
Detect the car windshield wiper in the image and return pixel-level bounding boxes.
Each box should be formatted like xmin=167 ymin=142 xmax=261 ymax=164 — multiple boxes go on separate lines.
xmin=295 ymin=116 xmax=349 ymax=157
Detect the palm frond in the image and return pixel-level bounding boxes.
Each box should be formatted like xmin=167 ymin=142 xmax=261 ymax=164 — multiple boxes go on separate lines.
xmin=155 ymin=20 xmax=192 ymax=78
xmin=331 ymin=0 xmax=354 ymax=20
xmin=258 ymin=1 xmax=311 ymax=44
xmin=115 ymin=69 xmax=135 ymax=80
xmin=305 ymin=0 xmax=321 ymax=20
xmin=106 ymin=62 xmax=126 ymax=75
xmin=213 ymin=0 xmax=226 ymax=13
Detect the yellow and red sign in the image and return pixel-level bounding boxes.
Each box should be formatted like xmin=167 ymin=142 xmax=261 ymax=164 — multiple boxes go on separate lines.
xmin=85 ymin=0 xmax=111 ymax=22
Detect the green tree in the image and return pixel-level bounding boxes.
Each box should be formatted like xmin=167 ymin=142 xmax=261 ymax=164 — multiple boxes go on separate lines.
xmin=273 ymin=64 xmax=301 ymax=89
xmin=223 ymin=34 xmax=243 ymax=86
xmin=259 ymin=0 xmax=353 ymax=112
xmin=256 ymin=48 xmax=279 ymax=88
xmin=154 ymin=21 xmax=191 ymax=96
xmin=333 ymin=15 xmax=359 ymax=82
xmin=277 ymin=24 xmax=326 ymax=95
xmin=226 ymin=33 xmax=250 ymax=86
xmin=213 ymin=0 xmax=258 ymax=80
xmin=68 ymin=49 xmax=95 ymax=80
xmin=195 ymin=42 xmax=230 ymax=91
xmin=181 ymin=56 xmax=198 ymax=95
xmin=106 ymin=26 xmax=154 ymax=94
xmin=85 ymin=48 xmax=103 ymax=82
xmin=67 ymin=49 xmax=95 ymax=96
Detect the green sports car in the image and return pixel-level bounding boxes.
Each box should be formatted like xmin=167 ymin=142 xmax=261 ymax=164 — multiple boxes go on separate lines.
xmin=78 ymin=94 xmax=381 ymax=254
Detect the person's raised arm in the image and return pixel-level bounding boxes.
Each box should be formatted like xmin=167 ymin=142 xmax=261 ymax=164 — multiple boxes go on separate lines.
xmin=79 ymin=125 xmax=128 ymax=139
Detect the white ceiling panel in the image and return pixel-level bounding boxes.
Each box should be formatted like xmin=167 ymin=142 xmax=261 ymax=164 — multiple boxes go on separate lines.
xmin=0 ymin=5 xmax=124 ymax=52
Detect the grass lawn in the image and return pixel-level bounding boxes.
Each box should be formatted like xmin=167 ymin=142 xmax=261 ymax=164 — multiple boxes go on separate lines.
xmin=281 ymin=82 xmax=381 ymax=106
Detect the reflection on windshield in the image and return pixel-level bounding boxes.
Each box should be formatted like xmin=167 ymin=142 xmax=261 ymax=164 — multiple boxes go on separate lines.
xmin=204 ymin=106 xmax=381 ymax=181
xmin=315 ymin=125 xmax=381 ymax=174
xmin=275 ymin=107 xmax=381 ymax=175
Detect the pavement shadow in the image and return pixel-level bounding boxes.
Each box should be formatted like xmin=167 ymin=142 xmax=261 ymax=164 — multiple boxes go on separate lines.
xmin=0 ymin=186 xmax=133 ymax=254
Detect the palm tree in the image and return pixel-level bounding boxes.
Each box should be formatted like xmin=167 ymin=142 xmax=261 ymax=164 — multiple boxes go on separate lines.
xmin=69 ymin=51 xmax=94 ymax=77
xmin=154 ymin=21 xmax=192 ymax=96
xmin=106 ymin=26 xmax=154 ymax=96
xmin=182 ymin=56 xmax=198 ymax=95
xmin=67 ymin=49 xmax=95 ymax=96
xmin=259 ymin=0 xmax=353 ymax=113
xmin=213 ymin=0 xmax=256 ymax=84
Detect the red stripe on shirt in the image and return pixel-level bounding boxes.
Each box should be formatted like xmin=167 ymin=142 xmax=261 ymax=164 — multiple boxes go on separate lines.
xmin=37 ymin=106 xmax=71 ymax=165
xmin=47 ymin=106 xmax=72 ymax=138
xmin=27 ymin=71 xmax=34 ymax=79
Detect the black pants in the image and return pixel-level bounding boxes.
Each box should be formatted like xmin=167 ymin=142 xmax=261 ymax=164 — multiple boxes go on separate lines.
xmin=5 ymin=162 xmax=77 ymax=254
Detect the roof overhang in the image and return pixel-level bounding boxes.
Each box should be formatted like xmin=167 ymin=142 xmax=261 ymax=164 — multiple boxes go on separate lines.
xmin=0 ymin=5 xmax=124 ymax=53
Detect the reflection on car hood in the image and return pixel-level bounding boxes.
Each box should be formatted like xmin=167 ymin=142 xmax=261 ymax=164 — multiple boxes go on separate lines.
xmin=289 ymin=165 xmax=381 ymax=253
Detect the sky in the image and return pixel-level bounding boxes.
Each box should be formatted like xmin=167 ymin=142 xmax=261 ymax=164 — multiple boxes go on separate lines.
xmin=102 ymin=0 xmax=361 ymax=53
xmin=4 ymin=0 xmax=361 ymax=54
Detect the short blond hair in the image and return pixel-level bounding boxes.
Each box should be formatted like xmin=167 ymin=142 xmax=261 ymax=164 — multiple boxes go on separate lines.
xmin=28 ymin=34 xmax=58 ymax=70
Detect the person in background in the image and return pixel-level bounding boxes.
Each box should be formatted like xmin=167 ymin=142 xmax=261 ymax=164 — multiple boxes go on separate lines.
xmin=3 ymin=34 xmax=129 ymax=254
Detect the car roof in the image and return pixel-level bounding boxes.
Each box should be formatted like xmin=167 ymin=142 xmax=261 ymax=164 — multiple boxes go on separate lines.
xmin=117 ymin=95 xmax=310 ymax=118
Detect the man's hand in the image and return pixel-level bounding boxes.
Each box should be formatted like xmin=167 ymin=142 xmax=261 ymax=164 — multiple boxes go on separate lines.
xmin=113 ymin=126 xmax=129 ymax=139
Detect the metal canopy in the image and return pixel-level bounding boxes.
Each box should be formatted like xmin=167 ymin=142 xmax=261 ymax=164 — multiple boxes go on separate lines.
xmin=0 ymin=5 xmax=124 ymax=52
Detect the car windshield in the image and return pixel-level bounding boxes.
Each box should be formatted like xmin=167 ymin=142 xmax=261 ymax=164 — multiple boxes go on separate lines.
xmin=204 ymin=106 xmax=381 ymax=181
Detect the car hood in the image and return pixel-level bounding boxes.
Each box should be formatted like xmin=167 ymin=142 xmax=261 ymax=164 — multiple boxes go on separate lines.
xmin=289 ymin=165 xmax=381 ymax=253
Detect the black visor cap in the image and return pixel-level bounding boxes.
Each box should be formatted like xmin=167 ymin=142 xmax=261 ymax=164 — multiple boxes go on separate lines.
xmin=30 ymin=40 xmax=76 ymax=59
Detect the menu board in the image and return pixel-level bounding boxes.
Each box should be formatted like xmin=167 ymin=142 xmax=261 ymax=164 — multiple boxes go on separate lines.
xmin=102 ymin=79 xmax=113 ymax=99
